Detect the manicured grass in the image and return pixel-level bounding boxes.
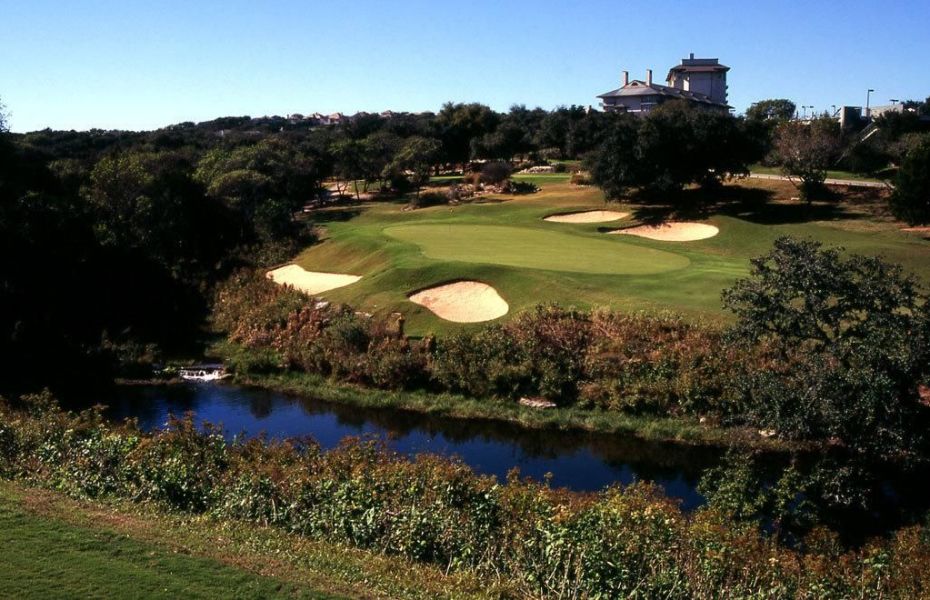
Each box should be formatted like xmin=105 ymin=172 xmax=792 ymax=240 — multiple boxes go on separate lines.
xmin=295 ymin=179 xmax=930 ymax=335
xmin=0 ymin=485 xmax=331 ymax=599
xmin=0 ymin=480 xmax=499 ymax=599
xmin=749 ymin=163 xmax=887 ymax=183
xmin=384 ymin=223 xmax=690 ymax=275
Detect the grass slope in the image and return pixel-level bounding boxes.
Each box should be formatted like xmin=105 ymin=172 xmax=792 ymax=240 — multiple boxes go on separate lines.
xmin=0 ymin=486 xmax=331 ymax=599
xmin=0 ymin=480 xmax=499 ymax=599
xmin=295 ymin=179 xmax=930 ymax=335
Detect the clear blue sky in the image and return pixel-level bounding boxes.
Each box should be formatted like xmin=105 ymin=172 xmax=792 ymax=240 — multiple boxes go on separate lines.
xmin=2 ymin=0 xmax=928 ymax=132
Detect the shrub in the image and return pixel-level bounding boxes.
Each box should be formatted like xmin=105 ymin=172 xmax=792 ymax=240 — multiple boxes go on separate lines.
xmin=889 ymin=136 xmax=930 ymax=225
xmin=500 ymin=179 xmax=538 ymax=194
xmin=479 ymin=161 xmax=512 ymax=185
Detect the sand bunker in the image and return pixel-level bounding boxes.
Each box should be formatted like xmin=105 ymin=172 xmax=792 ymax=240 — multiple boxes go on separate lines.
xmin=544 ymin=210 xmax=629 ymax=223
xmin=902 ymin=227 xmax=930 ymax=233
xmin=266 ymin=265 xmax=361 ymax=295
xmin=610 ymin=222 xmax=719 ymax=241
xmin=409 ymin=281 xmax=509 ymax=323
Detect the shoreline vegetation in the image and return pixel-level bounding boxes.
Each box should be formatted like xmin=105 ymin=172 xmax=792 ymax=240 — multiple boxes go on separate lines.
xmin=228 ymin=368 xmax=804 ymax=454
xmin=4 ymin=394 xmax=930 ymax=599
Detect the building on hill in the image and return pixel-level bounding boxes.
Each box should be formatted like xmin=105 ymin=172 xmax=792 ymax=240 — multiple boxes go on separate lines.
xmin=598 ymin=54 xmax=730 ymax=115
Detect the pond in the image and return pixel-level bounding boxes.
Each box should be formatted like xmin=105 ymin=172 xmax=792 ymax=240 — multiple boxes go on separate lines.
xmin=75 ymin=382 xmax=930 ymax=543
xmin=86 ymin=382 xmax=721 ymax=509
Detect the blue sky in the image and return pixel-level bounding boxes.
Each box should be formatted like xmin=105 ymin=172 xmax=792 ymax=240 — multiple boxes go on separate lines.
xmin=2 ymin=0 xmax=928 ymax=132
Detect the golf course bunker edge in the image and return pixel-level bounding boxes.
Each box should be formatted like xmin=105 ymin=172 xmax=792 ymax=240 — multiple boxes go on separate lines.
xmin=267 ymin=264 xmax=362 ymax=295
xmin=609 ymin=222 xmax=719 ymax=242
xmin=408 ymin=280 xmax=509 ymax=323
xmin=544 ymin=210 xmax=630 ymax=224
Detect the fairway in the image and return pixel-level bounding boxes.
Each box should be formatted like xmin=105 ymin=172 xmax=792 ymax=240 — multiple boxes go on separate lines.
xmin=384 ymin=224 xmax=690 ymax=275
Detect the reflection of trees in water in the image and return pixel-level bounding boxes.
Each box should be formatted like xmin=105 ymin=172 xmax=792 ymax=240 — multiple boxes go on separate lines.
xmin=292 ymin=394 xmax=723 ymax=483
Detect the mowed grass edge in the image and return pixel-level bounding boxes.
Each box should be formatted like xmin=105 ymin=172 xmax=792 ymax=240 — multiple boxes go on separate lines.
xmin=0 ymin=480 xmax=502 ymax=600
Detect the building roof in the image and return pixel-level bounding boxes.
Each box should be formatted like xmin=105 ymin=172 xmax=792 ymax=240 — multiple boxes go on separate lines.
xmin=597 ymin=80 xmax=729 ymax=108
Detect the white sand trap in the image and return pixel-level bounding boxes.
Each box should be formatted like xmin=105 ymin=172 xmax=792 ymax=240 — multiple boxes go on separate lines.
xmin=610 ymin=222 xmax=719 ymax=242
xmin=544 ymin=210 xmax=629 ymax=223
xmin=409 ymin=281 xmax=508 ymax=323
xmin=267 ymin=265 xmax=362 ymax=295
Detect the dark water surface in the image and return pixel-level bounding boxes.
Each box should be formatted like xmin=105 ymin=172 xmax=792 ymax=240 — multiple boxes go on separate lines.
xmin=86 ymin=383 xmax=722 ymax=509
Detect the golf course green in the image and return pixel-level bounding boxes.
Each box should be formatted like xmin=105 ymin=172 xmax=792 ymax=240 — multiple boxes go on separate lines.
xmin=384 ymin=224 xmax=690 ymax=275
xmin=291 ymin=178 xmax=930 ymax=335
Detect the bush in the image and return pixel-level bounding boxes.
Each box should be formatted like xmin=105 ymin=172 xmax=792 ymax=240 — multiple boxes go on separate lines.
xmin=722 ymin=237 xmax=930 ymax=458
xmin=479 ymin=161 xmax=512 ymax=185
xmin=890 ymin=137 xmax=930 ymax=225
xmin=4 ymin=397 xmax=930 ymax=598
xmin=500 ymin=179 xmax=538 ymax=194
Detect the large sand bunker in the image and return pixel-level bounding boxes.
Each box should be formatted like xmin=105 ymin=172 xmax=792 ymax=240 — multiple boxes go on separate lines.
xmin=409 ymin=281 xmax=509 ymax=323
xmin=544 ymin=210 xmax=629 ymax=224
xmin=267 ymin=265 xmax=362 ymax=295
xmin=610 ymin=222 xmax=719 ymax=242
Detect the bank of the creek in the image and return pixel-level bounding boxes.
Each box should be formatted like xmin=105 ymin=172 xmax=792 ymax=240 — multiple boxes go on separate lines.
xmin=70 ymin=382 xmax=930 ymax=543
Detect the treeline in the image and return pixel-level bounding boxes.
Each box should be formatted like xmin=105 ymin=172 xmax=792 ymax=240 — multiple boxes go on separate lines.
xmin=4 ymin=393 xmax=930 ymax=598
xmin=215 ymin=237 xmax=930 ymax=463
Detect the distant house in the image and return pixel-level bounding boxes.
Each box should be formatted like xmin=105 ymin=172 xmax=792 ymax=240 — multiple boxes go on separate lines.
xmin=598 ymin=54 xmax=730 ymax=115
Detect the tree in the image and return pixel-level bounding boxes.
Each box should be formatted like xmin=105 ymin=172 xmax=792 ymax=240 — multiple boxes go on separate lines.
xmin=434 ymin=102 xmax=499 ymax=169
xmin=722 ymin=237 xmax=930 ymax=458
xmin=771 ymin=118 xmax=842 ymax=201
xmin=746 ymin=99 xmax=796 ymax=122
xmin=331 ymin=138 xmax=367 ymax=200
xmin=195 ymin=137 xmax=322 ymax=241
xmin=387 ymin=136 xmax=441 ymax=201
xmin=585 ymin=115 xmax=642 ymax=200
xmin=587 ymin=103 xmax=753 ymax=200
xmin=889 ymin=136 xmax=930 ymax=224
xmin=0 ymin=95 xmax=8 ymax=133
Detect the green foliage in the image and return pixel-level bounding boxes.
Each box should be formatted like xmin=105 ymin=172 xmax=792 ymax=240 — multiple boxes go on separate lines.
xmin=587 ymin=102 xmax=755 ymax=200
xmin=723 ymin=237 xmax=930 ymax=458
xmin=746 ymin=99 xmax=797 ymax=122
xmin=698 ymin=452 xmax=813 ymax=538
xmin=890 ymin=136 xmax=930 ymax=224
xmin=771 ymin=118 xmax=843 ymax=201
xmin=386 ymin=136 xmax=441 ymax=201
xmin=5 ymin=398 xmax=930 ymax=598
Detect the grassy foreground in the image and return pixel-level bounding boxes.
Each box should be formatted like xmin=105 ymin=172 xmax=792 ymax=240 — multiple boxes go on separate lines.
xmin=0 ymin=480 xmax=498 ymax=600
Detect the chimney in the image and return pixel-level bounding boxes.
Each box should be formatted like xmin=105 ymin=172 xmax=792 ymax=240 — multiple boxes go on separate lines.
xmin=622 ymin=70 xmax=629 ymax=86
xmin=646 ymin=69 xmax=652 ymax=86
xmin=689 ymin=52 xmax=695 ymax=60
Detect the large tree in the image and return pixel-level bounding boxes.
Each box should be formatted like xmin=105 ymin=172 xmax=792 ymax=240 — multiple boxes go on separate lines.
xmin=434 ymin=102 xmax=499 ymax=168
xmin=386 ymin=136 xmax=441 ymax=201
xmin=722 ymin=237 xmax=930 ymax=458
xmin=746 ymin=99 xmax=797 ymax=122
xmin=771 ymin=118 xmax=842 ymax=201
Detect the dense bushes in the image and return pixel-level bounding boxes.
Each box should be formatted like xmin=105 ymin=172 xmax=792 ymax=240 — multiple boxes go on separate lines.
xmin=215 ymin=271 xmax=428 ymax=389
xmin=217 ymin=277 xmax=737 ymax=416
xmin=4 ymin=395 xmax=930 ymax=598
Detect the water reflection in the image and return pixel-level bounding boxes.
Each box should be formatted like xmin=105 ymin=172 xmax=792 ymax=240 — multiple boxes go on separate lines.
xmin=88 ymin=383 xmax=721 ymax=509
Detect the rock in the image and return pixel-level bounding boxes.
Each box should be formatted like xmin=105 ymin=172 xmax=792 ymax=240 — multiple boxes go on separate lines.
xmin=758 ymin=429 xmax=776 ymax=438
xmin=519 ymin=396 xmax=557 ymax=409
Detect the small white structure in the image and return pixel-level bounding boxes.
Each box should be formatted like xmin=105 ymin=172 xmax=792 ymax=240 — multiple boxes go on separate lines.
xmin=179 ymin=364 xmax=228 ymax=382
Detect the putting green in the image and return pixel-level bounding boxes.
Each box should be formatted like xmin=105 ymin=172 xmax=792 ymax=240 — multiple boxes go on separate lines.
xmin=384 ymin=224 xmax=690 ymax=275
